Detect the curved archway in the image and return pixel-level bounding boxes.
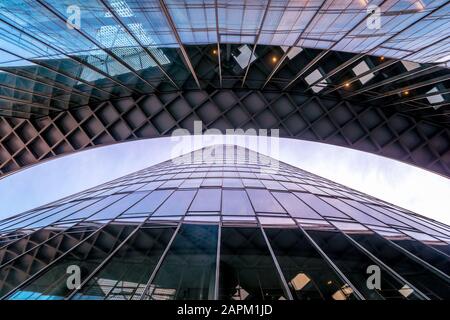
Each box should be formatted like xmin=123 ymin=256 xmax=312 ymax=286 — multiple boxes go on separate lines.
xmin=1 ymin=89 xmax=449 ymax=178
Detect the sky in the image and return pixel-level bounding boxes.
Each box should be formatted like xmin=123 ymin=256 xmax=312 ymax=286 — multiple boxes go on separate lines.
xmin=0 ymin=134 xmax=449 ymax=225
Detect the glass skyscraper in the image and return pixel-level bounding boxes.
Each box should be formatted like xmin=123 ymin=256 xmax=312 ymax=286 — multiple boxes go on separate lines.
xmin=0 ymin=145 xmax=448 ymax=300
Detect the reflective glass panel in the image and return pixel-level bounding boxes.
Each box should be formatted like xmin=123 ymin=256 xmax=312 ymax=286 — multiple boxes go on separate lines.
xmin=349 ymin=233 xmax=450 ymax=300
xmin=219 ymin=227 xmax=287 ymax=300
xmin=307 ymin=230 xmax=421 ymax=300
xmin=0 ymin=224 xmax=98 ymax=297
xmin=392 ymin=238 xmax=450 ymax=275
xmin=72 ymin=225 xmax=176 ymax=300
xmin=153 ymin=190 xmax=197 ymax=216
xmin=222 ymin=190 xmax=254 ymax=215
xmin=265 ymin=228 xmax=357 ymax=300
xmin=8 ymin=224 xmax=136 ymax=300
xmin=189 ymin=189 xmax=221 ymax=212
xmin=246 ymin=189 xmax=285 ymax=214
xmin=143 ymin=224 xmax=218 ymax=300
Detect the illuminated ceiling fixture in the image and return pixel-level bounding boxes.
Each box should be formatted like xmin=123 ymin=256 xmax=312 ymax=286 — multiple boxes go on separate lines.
xmin=426 ymin=87 xmax=445 ymax=109
xmin=95 ymin=24 xmax=170 ymax=70
xmin=352 ymin=60 xmax=375 ymax=85
xmin=415 ymin=0 xmax=425 ymax=11
xmin=403 ymin=90 xmax=410 ymax=96
xmin=344 ymin=82 xmax=350 ymax=88
xmin=105 ymin=0 xmax=134 ymax=17
xmin=401 ymin=60 xmax=420 ymax=71
xmin=305 ymin=69 xmax=328 ymax=93
xmin=232 ymin=285 xmax=249 ymax=300
xmin=272 ymin=56 xmax=278 ymax=63
xmin=233 ymin=45 xmax=257 ymax=69
xmin=281 ymin=46 xmax=303 ymax=60
xmin=332 ymin=284 xmax=354 ymax=300
xmin=399 ymin=284 xmax=414 ymax=298
xmin=359 ymin=0 xmax=368 ymax=6
xmin=380 ymin=56 xmax=385 ymax=61
xmin=290 ymin=273 xmax=311 ymax=291
xmin=212 ymin=49 xmax=217 ymax=55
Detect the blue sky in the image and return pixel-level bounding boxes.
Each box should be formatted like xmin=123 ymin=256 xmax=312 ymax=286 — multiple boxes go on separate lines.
xmin=1 ymin=135 xmax=449 ymax=225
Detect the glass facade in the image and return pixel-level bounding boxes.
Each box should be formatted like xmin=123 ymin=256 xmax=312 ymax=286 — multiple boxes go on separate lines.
xmin=0 ymin=0 xmax=448 ymax=119
xmin=0 ymin=144 xmax=449 ymax=300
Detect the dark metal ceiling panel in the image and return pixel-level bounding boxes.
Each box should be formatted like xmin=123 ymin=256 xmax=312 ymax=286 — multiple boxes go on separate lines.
xmin=0 ymin=89 xmax=448 ymax=178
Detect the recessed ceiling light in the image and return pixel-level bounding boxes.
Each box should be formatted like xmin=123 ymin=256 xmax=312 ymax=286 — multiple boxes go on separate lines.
xmin=401 ymin=61 xmax=420 ymax=71
xmin=352 ymin=60 xmax=375 ymax=85
xmin=426 ymin=87 xmax=445 ymax=108
xmin=232 ymin=45 xmax=257 ymax=69
xmin=304 ymin=69 xmax=328 ymax=93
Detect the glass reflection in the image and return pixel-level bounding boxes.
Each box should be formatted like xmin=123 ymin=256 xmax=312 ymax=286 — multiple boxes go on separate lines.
xmin=307 ymin=230 xmax=421 ymax=300
xmin=392 ymin=238 xmax=450 ymax=275
xmin=0 ymin=223 xmax=98 ymax=298
xmin=72 ymin=225 xmax=175 ymax=300
xmin=219 ymin=227 xmax=287 ymax=300
xmin=349 ymin=233 xmax=450 ymax=300
xmin=265 ymin=228 xmax=357 ymax=300
xmin=8 ymin=224 xmax=136 ymax=300
xmin=143 ymin=224 xmax=218 ymax=300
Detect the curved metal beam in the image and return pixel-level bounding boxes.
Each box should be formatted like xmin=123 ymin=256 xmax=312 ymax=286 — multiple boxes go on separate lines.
xmin=0 ymin=89 xmax=448 ymax=179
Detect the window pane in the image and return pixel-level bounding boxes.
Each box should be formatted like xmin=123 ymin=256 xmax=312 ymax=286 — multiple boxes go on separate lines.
xmin=321 ymin=198 xmax=387 ymax=226
xmin=261 ymin=180 xmax=286 ymax=190
xmin=265 ymin=228 xmax=356 ymax=300
xmin=143 ymin=224 xmax=218 ymax=300
xmin=222 ymin=190 xmax=254 ymax=215
xmin=272 ymin=192 xmax=322 ymax=219
xmin=125 ymin=190 xmax=173 ymax=214
xmin=219 ymin=227 xmax=287 ymax=300
xmin=349 ymin=232 xmax=450 ymax=299
xmin=201 ymin=178 xmax=222 ymax=187
xmin=160 ymin=179 xmax=184 ymax=189
xmin=180 ymin=179 xmax=203 ymax=189
xmin=242 ymin=179 xmax=264 ymax=188
xmin=87 ymin=192 xmax=149 ymax=221
xmin=72 ymin=225 xmax=176 ymax=300
xmin=189 ymin=189 xmax=221 ymax=212
xmin=61 ymin=195 xmax=124 ymax=221
xmin=8 ymin=224 xmax=136 ymax=300
xmin=222 ymin=178 xmax=243 ymax=188
xmin=341 ymin=199 xmax=409 ymax=227
xmin=294 ymin=193 xmax=348 ymax=219
xmin=0 ymin=224 xmax=99 ymax=297
xmin=11 ymin=201 xmax=94 ymax=231
xmin=307 ymin=230 xmax=421 ymax=300
xmin=392 ymin=238 xmax=450 ymax=275
xmin=153 ymin=190 xmax=197 ymax=216
xmin=246 ymin=189 xmax=285 ymax=213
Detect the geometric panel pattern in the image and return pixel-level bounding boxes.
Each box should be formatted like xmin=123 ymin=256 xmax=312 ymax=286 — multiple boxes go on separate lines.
xmin=1 ymin=89 xmax=449 ymax=178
